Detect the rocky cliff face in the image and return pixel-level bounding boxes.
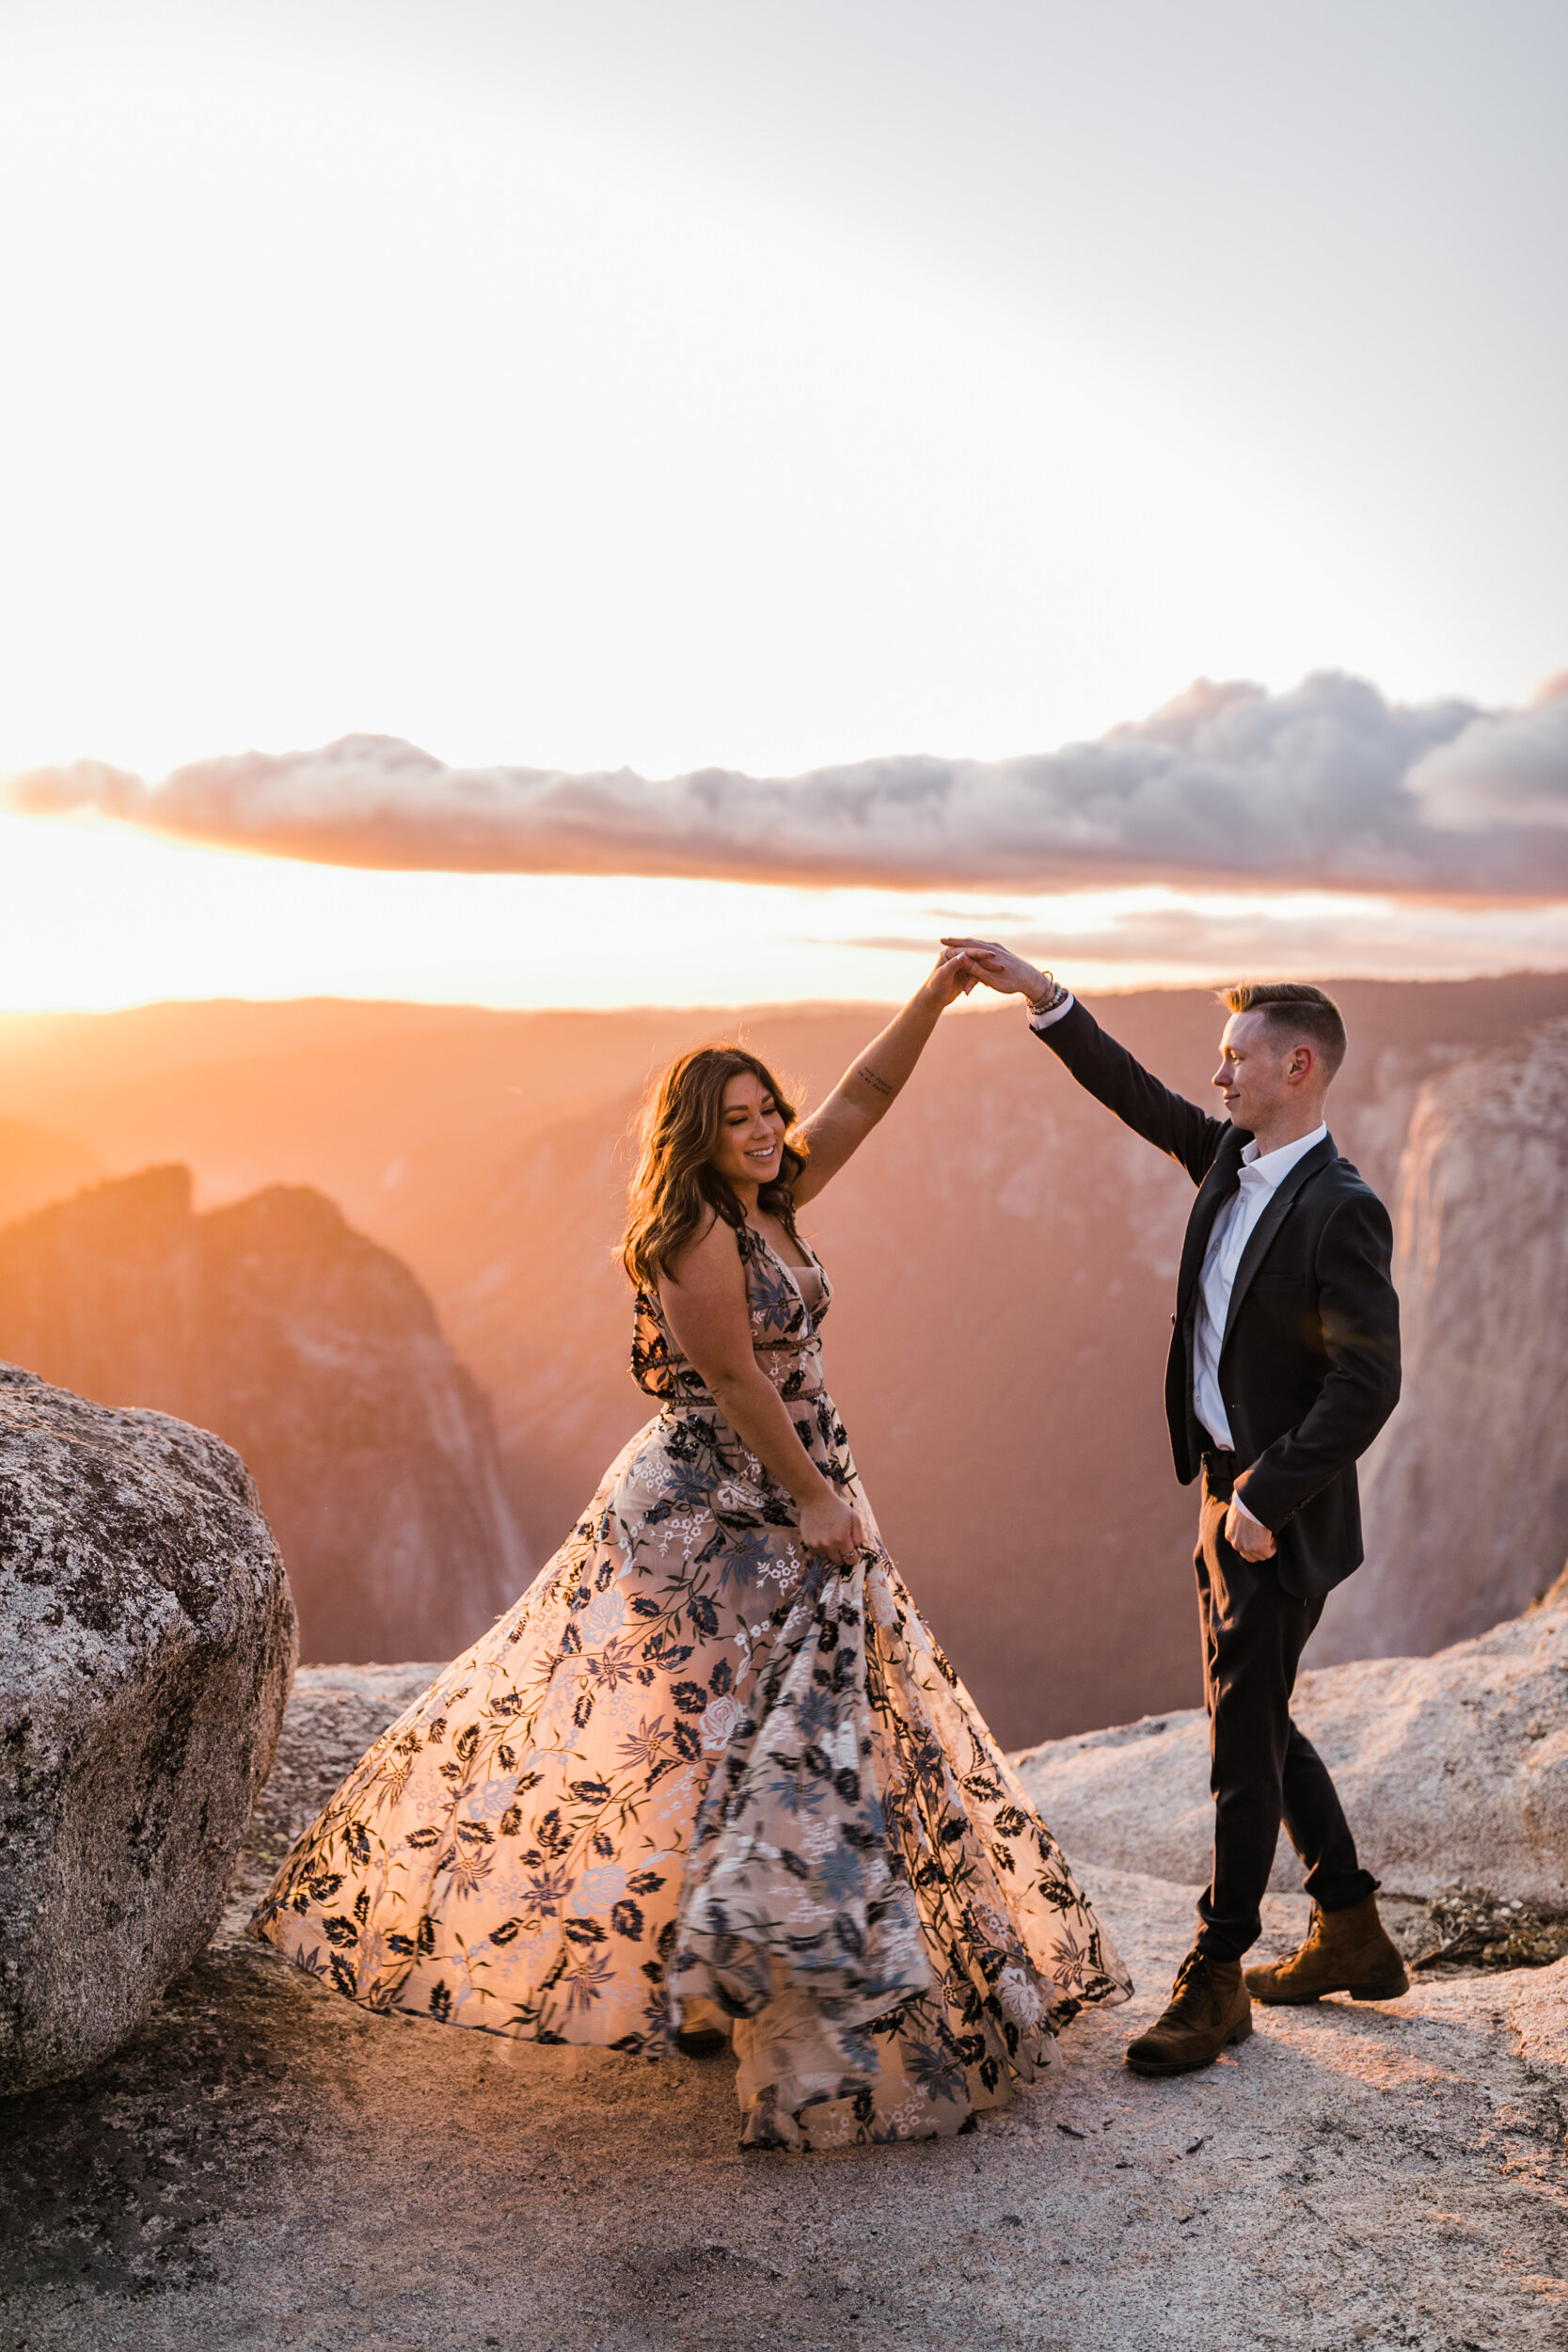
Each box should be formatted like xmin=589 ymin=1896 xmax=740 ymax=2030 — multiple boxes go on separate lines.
xmin=0 ymin=1168 xmax=531 ymax=1663
xmin=1313 ymin=1016 xmax=1568 ymax=1665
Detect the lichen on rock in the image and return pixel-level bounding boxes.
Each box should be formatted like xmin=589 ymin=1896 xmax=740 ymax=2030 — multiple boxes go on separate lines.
xmin=0 ymin=1361 xmax=295 ymax=2096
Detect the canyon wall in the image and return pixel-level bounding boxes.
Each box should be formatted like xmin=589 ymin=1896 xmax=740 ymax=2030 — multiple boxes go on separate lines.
xmin=0 ymin=1168 xmax=531 ymax=1663
xmin=1312 ymin=1016 xmax=1568 ymax=1663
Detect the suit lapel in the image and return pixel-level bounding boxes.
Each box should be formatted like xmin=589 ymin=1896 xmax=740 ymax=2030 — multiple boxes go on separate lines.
xmin=1219 ymin=1133 xmax=1337 ymax=1358
xmin=1176 ymin=1133 xmax=1246 ymax=1321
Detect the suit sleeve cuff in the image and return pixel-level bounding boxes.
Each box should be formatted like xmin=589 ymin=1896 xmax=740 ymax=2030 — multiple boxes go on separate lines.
xmin=1228 ymin=1487 xmax=1270 ymax=1535
xmin=1027 ymin=991 xmax=1076 ymax=1034
xmin=1232 ymin=1467 xmax=1284 ymax=1530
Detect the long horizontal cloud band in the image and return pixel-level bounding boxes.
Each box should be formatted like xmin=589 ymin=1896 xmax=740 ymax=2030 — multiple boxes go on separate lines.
xmin=9 ymin=671 xmax=1568 ymax=896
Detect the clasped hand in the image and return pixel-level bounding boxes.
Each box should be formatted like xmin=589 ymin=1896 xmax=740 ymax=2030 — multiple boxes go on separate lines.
xmin=939 ymin=937 xmax=1046 ymax=998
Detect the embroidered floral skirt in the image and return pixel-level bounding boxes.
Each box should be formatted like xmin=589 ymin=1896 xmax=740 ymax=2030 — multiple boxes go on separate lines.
xmin=252 ymin=1406 xmax=1132 ymax=2150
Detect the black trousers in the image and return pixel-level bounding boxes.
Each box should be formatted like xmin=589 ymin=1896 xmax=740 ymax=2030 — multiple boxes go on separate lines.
xmin=1193 ymin=1468 xmax=1377 ymax=1962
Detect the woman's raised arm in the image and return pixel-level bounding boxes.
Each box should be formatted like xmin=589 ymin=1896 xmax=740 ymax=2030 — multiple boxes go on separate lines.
xmin=792 ymin=947 xmax=974 ymax=1206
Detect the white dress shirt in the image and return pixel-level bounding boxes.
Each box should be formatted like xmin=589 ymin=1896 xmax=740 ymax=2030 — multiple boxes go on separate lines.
xmin=1028 ymin=989 xmax=1324 ymax=1534
xmin=1191 ymin=1122 xmax=1327 ymax=1450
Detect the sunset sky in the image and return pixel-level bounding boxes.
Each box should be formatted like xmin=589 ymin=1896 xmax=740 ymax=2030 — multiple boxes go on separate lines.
xmin=2 ymin=0 xmax=1565 ymax=1010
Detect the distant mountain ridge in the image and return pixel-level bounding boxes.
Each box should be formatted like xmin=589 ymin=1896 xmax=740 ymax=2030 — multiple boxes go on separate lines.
xmin=0 ymin=1117 xmax=98 ymax=1232
xmin=0 ymin=1167 xmax=530 ymax=1663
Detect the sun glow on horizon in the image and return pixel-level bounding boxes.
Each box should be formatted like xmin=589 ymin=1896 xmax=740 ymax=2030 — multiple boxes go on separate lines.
xmin=6 ymin=810 xmax=1568 ymax=1021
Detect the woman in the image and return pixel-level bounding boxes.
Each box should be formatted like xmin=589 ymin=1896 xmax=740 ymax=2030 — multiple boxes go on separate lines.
xmin=252 ymin=951 xmax=1130 ymax=2150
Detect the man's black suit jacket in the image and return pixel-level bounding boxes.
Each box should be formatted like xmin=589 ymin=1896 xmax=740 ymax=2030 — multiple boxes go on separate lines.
xmin=1037 ymin=999 xmax=1402 ymax=1604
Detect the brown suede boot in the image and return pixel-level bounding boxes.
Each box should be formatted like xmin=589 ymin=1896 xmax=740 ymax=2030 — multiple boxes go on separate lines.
xmin=1244 ymin=1893 xmax=1409 ymax=2004
xmin=1124 ymin=1948 xmax=1252 ymax=2076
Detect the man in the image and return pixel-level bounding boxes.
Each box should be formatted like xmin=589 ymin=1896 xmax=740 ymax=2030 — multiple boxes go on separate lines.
xmin=948 ymin=943 xmax=1405 ymax=2075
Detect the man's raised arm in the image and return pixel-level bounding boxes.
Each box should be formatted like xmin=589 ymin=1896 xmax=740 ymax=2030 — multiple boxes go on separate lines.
xmin=942 ymin=940 xmax=1227 ymax=1187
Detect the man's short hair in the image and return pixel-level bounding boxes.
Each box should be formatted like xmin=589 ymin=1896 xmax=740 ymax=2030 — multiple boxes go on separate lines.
xmin=1218 ymin=981 xmax=1347 ymax=1080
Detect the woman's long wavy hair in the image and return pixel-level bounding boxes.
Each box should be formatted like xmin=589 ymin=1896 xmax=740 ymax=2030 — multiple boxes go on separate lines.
xmin=621 ymin=1044 xmax=808 ymax=1291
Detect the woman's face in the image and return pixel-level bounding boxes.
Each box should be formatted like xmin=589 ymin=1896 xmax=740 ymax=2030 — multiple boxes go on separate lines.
xmin=709 ymin=1071 xmax=786 ymax=1194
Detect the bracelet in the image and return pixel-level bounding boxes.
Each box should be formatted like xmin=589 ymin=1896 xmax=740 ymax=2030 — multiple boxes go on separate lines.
xmin=1026 ymin=972 xmax=1069 ymax=1016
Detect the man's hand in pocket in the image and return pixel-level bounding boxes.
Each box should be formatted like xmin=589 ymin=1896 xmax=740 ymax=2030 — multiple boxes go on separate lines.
xmin=1226 ymin=1487 xmax=1277 ymax=1561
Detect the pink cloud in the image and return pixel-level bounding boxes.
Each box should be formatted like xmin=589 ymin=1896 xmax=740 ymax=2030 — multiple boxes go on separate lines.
xmin=10 ymin=670 xmax=1568 ymax=896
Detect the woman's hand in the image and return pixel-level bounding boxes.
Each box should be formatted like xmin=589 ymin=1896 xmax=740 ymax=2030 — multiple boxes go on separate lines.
xmin=921 ymin=944 xmax=978 ymax=1009
xmin=800 ymin=1486 xmax=866 ymax=1567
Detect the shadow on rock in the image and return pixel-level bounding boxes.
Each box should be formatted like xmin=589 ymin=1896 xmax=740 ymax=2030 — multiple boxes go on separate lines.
xmin=0 ymin=1947 xmax=339 ymax=2296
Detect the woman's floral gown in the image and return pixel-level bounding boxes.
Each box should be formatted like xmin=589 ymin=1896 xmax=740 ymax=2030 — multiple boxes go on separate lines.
xmin=252 ymin=1224 xmax=1131 ymax=2150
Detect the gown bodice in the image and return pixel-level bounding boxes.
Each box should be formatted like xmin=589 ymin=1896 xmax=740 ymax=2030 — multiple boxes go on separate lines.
xmin=631 ymin=1219 xmax=832 ymax=1412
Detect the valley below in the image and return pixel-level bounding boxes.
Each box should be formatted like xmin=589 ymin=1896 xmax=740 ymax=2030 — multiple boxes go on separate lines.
xmin=4 ymin=971 xmax=1568 ymax=1743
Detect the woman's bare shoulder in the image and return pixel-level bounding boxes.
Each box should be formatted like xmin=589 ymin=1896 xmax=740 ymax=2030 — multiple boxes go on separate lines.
xmin=660 ymin=1208 xmax=740 ymax=1291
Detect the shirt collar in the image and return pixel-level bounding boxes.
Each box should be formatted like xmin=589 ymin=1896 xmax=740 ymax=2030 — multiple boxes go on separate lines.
xmin=1238 ymin=1120 xmax=1329 ymax=1187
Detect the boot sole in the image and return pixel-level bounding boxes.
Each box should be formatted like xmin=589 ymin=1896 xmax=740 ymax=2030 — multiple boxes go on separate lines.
xmin=1123 ymin=2010 xmax=1252 ymax=2076
xmin=1248 ymin=1976 xmax=1410 ymax=2007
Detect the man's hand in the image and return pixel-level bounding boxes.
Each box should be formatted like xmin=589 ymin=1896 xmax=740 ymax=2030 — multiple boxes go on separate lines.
xmin=1225 ymin=1488 xmax=1277 ymax=1561
xmin=940 ymin=938 xmax=1049 ymax=999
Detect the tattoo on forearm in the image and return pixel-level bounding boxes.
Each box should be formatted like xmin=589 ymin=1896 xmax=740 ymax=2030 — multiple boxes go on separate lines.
xmin=856 ymin=1063 xmax=895 ymax=1099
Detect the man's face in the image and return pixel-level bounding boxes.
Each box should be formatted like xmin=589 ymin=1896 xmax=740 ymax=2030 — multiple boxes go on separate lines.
xmin=1212 ymin=1009 xmax=1307 ymax=1133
